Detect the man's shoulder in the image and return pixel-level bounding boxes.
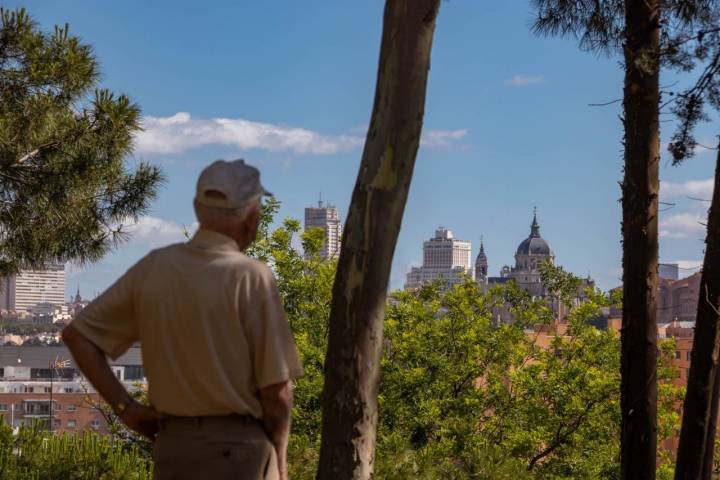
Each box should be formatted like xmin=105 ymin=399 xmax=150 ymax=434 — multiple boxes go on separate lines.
xmin=232 ymin=254 xmax=275 ymax=282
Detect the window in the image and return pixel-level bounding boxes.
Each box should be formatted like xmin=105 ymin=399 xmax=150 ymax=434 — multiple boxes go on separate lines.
xmin=44 ymin=387 xmax=51 ymax=393
xmin=67 ymin=404 xmax=76 ymax=412
xmin=67 ymin=419 xmax=76 ymax=428
xmin=675 ymin=351 xmax=681 ymax=359
xmin=54 ymin=403 xmax=61 ymax=411
xmin=0 ymin=404 xmax=6 ymax=411
xmin=90 ymin=419 xmax=100 ymax=430
xmin=64 ymin=388 xmax=74 ymax=393
xmin=23 ymin=386 xmax=33 ymax=393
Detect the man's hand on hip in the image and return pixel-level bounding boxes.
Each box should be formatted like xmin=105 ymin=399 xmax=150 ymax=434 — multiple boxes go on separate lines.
xmin=120 ymin=402 xmax=163 ymax=441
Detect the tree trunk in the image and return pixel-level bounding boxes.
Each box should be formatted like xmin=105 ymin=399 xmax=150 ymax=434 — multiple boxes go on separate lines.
xmin=702 ymin=364 xmax=720 ymax=479
xmin=620 ymin=0 xmax=661 ymax=478
xmin=316 ymin=1 xmax=441 ymax=479
xmin=676 ymin=143 xmax=720 ymax=480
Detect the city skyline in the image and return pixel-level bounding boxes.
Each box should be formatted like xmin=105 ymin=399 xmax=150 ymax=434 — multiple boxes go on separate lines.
xmin=10 ymin=0 xmax=713 ymax=298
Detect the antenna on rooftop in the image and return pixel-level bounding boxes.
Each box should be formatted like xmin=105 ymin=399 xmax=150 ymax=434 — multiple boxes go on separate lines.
xmin=319 ymin=192 xmax=323 ymax=208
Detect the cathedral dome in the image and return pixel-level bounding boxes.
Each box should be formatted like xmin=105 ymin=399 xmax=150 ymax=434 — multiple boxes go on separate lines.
xmin=515 ymin=210 xmax=554 ymax=256
xmin=516 ymin=236 xmax=552 ymax=256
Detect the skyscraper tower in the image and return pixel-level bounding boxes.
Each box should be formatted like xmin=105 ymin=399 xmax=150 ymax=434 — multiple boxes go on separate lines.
xmin=405 ymin=227 xmax=473 ymax=290
xmin=304 ymin=194 xmax=343 ymax=259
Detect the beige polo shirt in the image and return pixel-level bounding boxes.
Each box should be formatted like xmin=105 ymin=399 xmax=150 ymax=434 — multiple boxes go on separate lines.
xmin=70 ymin=229 xmax=303 ymax=419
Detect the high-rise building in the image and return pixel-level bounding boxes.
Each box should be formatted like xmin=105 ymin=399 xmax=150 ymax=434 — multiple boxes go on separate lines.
xmin=659 ymin=263 xmax=680 ymax=281
xmin=304 ymin=198 xmax=343 ymax=259
xmin=1 ymin=265 xmax=66 ymax=313
xmin=404 ymin=227 xmax=473 ymax=290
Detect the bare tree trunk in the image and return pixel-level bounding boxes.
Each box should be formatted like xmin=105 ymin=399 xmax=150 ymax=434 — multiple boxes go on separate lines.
xmin=620 ymin=0 xmax=661 ymax=478
xmin=316 ymin=1 xmax=441 ymax=479
xmin=676 ymin=143 xmax=720 ymax=480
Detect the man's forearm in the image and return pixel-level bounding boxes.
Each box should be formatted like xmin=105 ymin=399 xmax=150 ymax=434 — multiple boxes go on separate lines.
xmin=264 ymin=408 xmax=291 ymax=472
xmin=62 ymin=324 xmax=131 ymax=413
xmin=260 ymin=381 xmax=293 ymax=478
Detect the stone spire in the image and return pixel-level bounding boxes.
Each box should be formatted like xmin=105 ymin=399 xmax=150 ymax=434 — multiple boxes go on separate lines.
xmin=530 ymin=207 xmax=541 ymax=238
xmin=475 ymin=235 xmax=488 ymax=281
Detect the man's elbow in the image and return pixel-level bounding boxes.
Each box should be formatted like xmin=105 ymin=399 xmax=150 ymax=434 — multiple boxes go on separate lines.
xmin=260 ymin=381 xmax=293 ymax=419
xmin=61 ymin=324 xmax=85 ymax=351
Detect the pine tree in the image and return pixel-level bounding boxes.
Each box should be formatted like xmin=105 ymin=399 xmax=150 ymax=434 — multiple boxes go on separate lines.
xmin=0 ymin=8 xmax=162 ymax=275
xmin=531 ymin=1 xmax=720 ymax=478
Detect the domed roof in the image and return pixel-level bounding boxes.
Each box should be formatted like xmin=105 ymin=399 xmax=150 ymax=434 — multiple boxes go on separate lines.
xmin=516 ymin=210 xmax=554 ymax=256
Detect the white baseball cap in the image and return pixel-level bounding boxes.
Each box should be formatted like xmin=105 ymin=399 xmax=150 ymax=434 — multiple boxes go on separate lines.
xmin=195 ymin=159 xmax=272 ymax=209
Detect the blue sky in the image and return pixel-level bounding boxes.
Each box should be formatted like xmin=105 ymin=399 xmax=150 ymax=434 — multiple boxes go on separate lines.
xmin=11 ymin=1 xmax=717 ymax=298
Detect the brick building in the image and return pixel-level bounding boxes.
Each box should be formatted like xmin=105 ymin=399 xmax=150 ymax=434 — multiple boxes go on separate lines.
xmin=0 ymin=345 xmax=145 ymax=435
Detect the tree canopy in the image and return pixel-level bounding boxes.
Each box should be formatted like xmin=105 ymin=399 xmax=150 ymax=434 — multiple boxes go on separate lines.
xmin=0 ymin=8 xmax=162 ymax=275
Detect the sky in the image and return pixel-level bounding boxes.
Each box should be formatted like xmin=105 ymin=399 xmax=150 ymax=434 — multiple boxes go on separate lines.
xmin=8 ymin=0 xmax=718 ymax=299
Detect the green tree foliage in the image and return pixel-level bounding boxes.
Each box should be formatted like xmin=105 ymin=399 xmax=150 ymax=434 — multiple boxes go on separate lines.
xmin=0 ymin=8 xmax=163 ymax=274
xmin=2 ymin=203 xmax=685 ymax=479
xmin=241 ymin=203 xmax=685 ymax=479
xmin=0 ymin=422 xmax=152 ymax=479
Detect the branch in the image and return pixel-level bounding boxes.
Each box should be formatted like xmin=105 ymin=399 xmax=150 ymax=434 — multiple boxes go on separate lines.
xmin=687 ymin=195 xmax=712 ymax=203
xmin=588 ymin=98 xmax=622 ymax=107
xmin=527 ymin=398 xmax=600 ymax=470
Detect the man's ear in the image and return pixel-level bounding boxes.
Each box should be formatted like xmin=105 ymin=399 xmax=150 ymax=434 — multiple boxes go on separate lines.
xmin=245 ymin=203 xmax=261 ymax=229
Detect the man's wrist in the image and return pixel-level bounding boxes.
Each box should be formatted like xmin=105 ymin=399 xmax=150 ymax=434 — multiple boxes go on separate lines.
xmin=113 ymin=394 xmax=136 ymax=418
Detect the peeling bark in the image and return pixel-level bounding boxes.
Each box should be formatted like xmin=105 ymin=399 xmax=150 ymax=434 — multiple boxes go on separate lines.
xmin=316 ymin=1 xmax=441 ymax=479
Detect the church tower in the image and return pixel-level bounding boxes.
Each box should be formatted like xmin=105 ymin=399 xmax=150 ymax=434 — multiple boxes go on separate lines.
xmin=475 ymin=236 xmax=488 ymax=283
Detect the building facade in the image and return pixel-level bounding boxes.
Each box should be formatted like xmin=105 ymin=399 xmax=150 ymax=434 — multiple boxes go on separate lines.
xmin=0 ymin=346 xmax=144 ymax=435
xmin=659 ymin=263 xmax=680 ymax=281
xmin=657 ymin=272 xmax=702 ymax=324
xmin=1 ymin=265 xmax=66 ymax=314
xmin=304 ymin=200 xmax=343 ymax=259
xmin=405 ymin=227 xmax=473 ymax=290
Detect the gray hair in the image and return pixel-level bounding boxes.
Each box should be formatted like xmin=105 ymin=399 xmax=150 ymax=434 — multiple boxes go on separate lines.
xmin=193 ymin=196 xmax=261 ymax=226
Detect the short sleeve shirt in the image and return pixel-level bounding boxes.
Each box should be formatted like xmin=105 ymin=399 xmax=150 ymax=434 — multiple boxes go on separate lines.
xmin=70 ymin=229 xmax=304 ymax=418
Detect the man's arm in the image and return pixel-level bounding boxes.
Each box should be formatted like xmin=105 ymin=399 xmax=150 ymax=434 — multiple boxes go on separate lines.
xmin=62 ymin=324 xmax=161 ymax=440
xmin=259 ymin=380 xmax=293 ymax=480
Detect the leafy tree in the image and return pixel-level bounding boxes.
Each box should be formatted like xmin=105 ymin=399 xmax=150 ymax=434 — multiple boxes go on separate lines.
xmin=255 ymin=208 xmax=682 ymax=479
xmin=0 ymin=8 xmax=162 ymax=275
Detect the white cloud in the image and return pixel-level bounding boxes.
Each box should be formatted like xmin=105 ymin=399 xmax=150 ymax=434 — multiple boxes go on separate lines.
xmin=504 ymin=74 xmax=544 ymax=87
xmin=661 ymin=178 xmax=714 ymax=200
xmin=659 ymin=212 xmax=707 ymax=238
xmin=421 ymin=129 xmax=468 ymax=147
xmin=134 ymin=113 xmax=469 ymax=156
xmin=135 ymin=112 xmax=364 ymax=155
xmin=120 ymin=216 xmax=198 ymax=247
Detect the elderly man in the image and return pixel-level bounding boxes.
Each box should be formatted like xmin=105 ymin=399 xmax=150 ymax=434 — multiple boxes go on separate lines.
xmin=63 ymin=159 xmax=303 ymax=480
